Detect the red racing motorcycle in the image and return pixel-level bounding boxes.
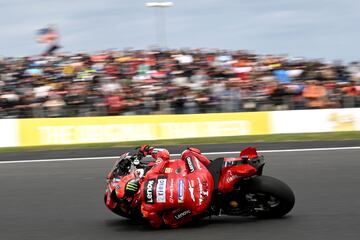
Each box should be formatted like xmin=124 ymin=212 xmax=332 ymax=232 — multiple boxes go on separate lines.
xmin=104 ymin=147 xmax=295 ymax=223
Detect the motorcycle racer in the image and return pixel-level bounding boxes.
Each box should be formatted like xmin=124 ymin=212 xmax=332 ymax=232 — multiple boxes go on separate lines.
xmin=108 ymin=145 xmax=214 ymax=227
xmin=105 ymin=146 xmax=168 ymax=217
xmin=139 ymin=146 xmax=214 ymax=228
xmin=105 ymin=146 xmax=295 ymax=227
xmin=108 ymin=145 xmax=214 ymax=228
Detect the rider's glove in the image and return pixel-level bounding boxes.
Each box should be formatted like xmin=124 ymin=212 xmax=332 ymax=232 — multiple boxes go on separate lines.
xmin=138 ymin=144 xmax=153 ymax=157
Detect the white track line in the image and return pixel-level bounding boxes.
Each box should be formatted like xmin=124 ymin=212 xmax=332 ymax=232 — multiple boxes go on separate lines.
xmin=0 ymin=146 xmax=359 ymax=165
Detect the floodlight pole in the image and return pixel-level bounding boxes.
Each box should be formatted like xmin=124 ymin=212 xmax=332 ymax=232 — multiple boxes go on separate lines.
xmin=145 ymin=1 xmax=174 ymax=48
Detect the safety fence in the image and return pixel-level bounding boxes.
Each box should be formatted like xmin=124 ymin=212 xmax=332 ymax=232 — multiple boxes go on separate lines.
xmin=1 ymin=108 xmax=359 ymax=147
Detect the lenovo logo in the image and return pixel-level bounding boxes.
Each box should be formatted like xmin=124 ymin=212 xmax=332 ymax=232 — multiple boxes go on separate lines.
xmin=186 ymin=157 xmax=195 ymax=173
xmin=144 ymin=179 xmax=155 ymax=204
xmin=174 ymin=209 xmax=192 ymax=220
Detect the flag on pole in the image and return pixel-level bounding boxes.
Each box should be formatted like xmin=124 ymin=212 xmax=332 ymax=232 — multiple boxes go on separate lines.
xmin=36 ymin=26 xmax=59 ymax=44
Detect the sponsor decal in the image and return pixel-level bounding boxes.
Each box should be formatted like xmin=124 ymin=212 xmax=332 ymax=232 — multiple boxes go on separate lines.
xmin=144 ymin=179 xmax=155 ymax=204
xmin=174 ymin=209 xmax=192 ymax=220
xmin=330 ymin=113 xmax=356 ymax=131
xmin=135 ymin=169 xmax=144 ymax=178
xmin=188 ymin=180 xmax=195 ymax=202
xmin=169 ymin=178 xmax=175 ymax=203
xmin=186 ymin=156 xmax=195 ymax=173
xmin=178 ymin=179 xmax=184 ymax=203
xmin=156 ymin=176 xmax=167 ymax=203
xmin=202 ymin=188 xmax=209 ymax=202
xmin=165 ymin=167 xmax=172 ymax=174
xmin=226 ymin=174 xmax=241 ymax=183
xmin=197 ymin=177 xmax=209 ymax=205
xmin=197 ymin=177 xmax=203 ymax=204
xmin=194 ymin=157 xmax=202 ymax=170
xmin=126 ymin=181 xmax=139 ymax=193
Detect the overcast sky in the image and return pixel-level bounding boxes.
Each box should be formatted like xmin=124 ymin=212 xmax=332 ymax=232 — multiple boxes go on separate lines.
xmin=0 ymin=0 xmax=359 ymax=61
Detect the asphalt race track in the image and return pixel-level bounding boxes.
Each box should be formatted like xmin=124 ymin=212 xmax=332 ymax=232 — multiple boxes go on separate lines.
xmin=1 ymin=141 xmax=360 ymax=240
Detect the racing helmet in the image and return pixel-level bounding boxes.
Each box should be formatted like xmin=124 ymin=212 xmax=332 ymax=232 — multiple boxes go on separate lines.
xmin=181 ymin=147 xmax=211 ymax=166
xmin=151 ymin=148 xmax=170 ymax=161
xmin=180 ymin=147 xmax=202 ymax=158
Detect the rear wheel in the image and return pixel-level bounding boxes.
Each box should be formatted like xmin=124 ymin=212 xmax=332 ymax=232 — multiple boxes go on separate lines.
xmin=243 ymin=175 xmax=295 ymax=218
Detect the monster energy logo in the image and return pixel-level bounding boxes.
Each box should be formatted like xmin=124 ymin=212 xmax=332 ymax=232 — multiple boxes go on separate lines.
xmin=126 ymin=181 xmax=139 ymax=192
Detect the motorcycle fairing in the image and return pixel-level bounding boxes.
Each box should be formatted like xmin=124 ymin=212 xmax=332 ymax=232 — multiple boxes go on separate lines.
xmin=218 ymin=164 xmax=257 ymax=193
xmin=217 ymin=147 xmax=263 ymax=193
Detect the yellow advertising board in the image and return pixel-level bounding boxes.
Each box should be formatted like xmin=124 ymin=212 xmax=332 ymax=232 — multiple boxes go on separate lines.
xmin=18 ymin=112 xmax=270 ymax=146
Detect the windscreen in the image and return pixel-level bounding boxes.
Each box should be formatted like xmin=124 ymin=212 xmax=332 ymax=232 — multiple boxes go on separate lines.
xmin=108 ymin=152 xmax=130 ymax=179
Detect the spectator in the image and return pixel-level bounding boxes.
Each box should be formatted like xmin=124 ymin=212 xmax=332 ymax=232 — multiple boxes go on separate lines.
xmin=302 ymin=80 xmax=328 ymax=109
xmin=43 ymin=92 xmax=65 ymax=117
xmin=0 ymin=49 xmax=358 ymax=118
xmin=270 ymin=83 xmax=288 ymax=110
xmin=106 ymin=92 xmax=124 ymax=115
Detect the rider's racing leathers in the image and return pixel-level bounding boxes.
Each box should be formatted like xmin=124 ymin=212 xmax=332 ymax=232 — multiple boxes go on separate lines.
xmin=140 ymin=147 xmax=213 ymax=228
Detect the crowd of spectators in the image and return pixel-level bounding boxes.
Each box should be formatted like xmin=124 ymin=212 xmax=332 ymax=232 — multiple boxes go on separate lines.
xmin=0 ymin=49 xmax=359 ymax=118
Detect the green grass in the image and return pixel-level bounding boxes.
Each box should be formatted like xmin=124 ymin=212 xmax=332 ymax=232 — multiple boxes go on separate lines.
xmin=0 ymin=131 xmax=359 ymax=153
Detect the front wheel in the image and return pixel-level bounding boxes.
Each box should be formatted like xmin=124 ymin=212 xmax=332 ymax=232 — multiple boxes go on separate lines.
xmin=243 ymin=175 xmax=295 ymax=218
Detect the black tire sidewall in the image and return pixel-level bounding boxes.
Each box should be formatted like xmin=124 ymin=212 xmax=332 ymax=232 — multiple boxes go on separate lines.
xmin=242 ymin=175 xmax=295 ymax=218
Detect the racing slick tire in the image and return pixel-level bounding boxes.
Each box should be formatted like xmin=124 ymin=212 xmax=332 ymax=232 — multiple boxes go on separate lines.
xmin=244 ymin=175 xmax=295 ymax=218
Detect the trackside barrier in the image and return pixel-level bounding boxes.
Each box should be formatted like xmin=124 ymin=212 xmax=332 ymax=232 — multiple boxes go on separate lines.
xmin=0 ymin=108 xmax=359 ymax=148
xmin=17 ymin=112 xmax=270 ymax=146
xmin=271 ymin=108 xmax=360 ymax=133
xmin=0 ymin=119 xmax=18 ymax=147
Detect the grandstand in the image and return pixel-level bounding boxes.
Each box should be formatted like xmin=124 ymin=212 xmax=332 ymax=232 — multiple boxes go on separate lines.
xmin=0 ymin=49 xmax=359 ymax=118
